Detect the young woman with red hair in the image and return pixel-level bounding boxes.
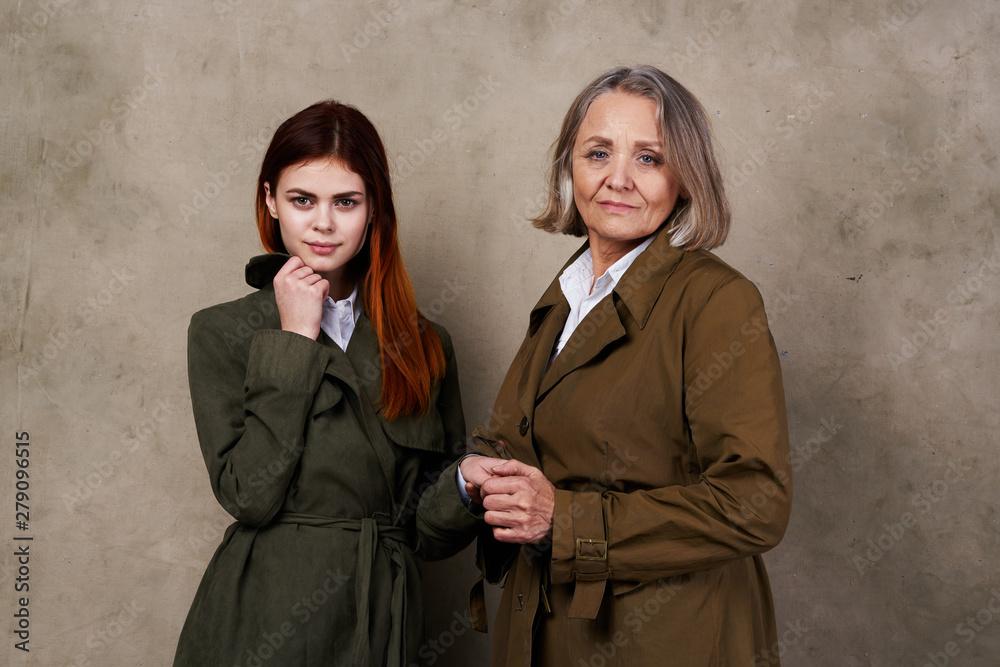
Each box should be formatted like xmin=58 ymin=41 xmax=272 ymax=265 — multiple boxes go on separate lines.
xmin=173 ymin=101 xmax=477 ymax=666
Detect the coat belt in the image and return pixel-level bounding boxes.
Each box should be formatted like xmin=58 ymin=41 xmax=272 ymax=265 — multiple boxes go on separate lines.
xmin=274 ymin=513 xmax=409 ymax=667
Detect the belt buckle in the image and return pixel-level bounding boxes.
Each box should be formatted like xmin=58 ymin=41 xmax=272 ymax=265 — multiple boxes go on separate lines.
xmin=574 ymin=538 xmax=608 ymax=561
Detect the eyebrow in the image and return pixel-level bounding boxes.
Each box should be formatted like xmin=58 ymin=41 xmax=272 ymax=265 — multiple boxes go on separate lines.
xmin=578 ymin=135 xmax=663 ymax=149
xmin=286 ymin=188 xmax=365 ymax=199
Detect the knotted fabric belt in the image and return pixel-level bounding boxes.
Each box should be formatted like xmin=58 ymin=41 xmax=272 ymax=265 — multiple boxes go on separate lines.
xmin=274 ymin=513 xmax=409 ymax=667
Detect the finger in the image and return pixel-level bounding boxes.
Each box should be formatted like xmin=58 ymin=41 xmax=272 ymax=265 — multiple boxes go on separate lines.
xmin=461 ymin=457 xmax=498 ymax=486
xmin=482 ymin=498 xmax=521 ymax=515
xmin=465 ymin=481 xmax=484 ymax=500
xmin=464 ymin=471 xmax=491 ymax=489
xmin=288 ymin=265 xmax=318 ymax=280
xmin=292 ymin=272 xmax=322 ymax=286
xmin=480 ymin=476 xmax=529 ymax=497
xmin=277 ymin=255 xmax=305 ymax=277
xmin=492 ymin=526 xmax=530 ymax=544
xmin=489 ymin=459 xmax=539 ymax=477
xmin=483 ymin=510 xmax=520 ymax=529
xmin=482 ymin=494 xmax=537 ymax=516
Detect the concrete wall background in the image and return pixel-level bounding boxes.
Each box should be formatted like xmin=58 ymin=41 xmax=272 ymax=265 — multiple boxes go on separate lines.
xmin=2 ymin=0 xmax=998 ymax=664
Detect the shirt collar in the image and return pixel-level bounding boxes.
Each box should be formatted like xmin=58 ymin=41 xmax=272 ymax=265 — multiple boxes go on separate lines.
xmin=323 ymin=284 xmax=361 ymax=323
xmin=558 ymin=234 xmax=656 ymax=297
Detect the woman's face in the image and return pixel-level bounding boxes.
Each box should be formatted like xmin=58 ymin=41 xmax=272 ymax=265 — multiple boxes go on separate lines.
xmin=264 ymin=158 xmax=370 ymax=290
xmin=571 ymin=91 xmax=683 ymax=259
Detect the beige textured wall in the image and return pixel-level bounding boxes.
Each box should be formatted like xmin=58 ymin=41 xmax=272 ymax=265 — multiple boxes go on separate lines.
xmin=2 ymin=1 xmax=998 ymax=665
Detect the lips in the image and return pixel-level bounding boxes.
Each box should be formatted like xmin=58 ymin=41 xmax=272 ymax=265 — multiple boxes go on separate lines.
xmin=307 ymin=242 xmax=339 ymax=255
xmin=597 ymin=200 xmax=637 ymax=213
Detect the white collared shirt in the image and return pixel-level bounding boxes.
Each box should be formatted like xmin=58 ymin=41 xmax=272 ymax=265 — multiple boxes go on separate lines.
xmin=320 ymin=285 xmax=361 ymax=352
xmin=455 ymin=234 xmax=656 ymax=505
xmin=552 ymin=235 xmax=655 ymax=360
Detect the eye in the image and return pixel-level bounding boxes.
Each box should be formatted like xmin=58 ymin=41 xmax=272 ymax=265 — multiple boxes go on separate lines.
xmin=587 ymin=150 xmax=609 ymax=160
xmin=292 ymin=196 xmax=311 ymax=206
xmin=638 ymin=154 xmax=662 ymax=165
xmin=336 ymin=198 xmax=357 ymax=208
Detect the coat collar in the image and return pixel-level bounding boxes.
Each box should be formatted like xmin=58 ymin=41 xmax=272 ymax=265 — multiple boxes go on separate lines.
xmin=245 ymin=252 xmax=380 ymax=400
xmin=245 ymin=252 xmax=291 ymax=289
xmin=525 ymin=227 xmax=685 ymax=331
xmin=612 ymin=226 xmax=686 ymax=328
xmin=521 ymin=227 xmax=686 ymax=403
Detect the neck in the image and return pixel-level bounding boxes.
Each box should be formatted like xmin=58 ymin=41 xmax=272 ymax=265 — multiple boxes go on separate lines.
xmin=588 ymin=235 xmax=643 ymax=280
xmin=325 ymin=270 xmax=355 ymax=301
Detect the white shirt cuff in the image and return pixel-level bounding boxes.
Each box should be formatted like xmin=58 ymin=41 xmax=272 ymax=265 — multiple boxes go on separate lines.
xmin=455 ymin=454 xmax=481 ymax=507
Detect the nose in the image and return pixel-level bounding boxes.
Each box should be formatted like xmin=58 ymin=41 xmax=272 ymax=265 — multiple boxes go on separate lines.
xmin=605 ymin=154 xmax=633 ymax=191
xmin=312 ymin=203 xmax=335 ymax=232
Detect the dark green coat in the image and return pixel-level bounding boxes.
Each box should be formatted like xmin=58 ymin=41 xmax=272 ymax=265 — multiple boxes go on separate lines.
xmin=173 ymin=255 xmax=478 ymax=667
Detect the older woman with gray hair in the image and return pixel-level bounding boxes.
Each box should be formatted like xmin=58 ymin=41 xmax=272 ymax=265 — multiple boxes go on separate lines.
xmin=427 ymin=64 xmax=793 ymax=665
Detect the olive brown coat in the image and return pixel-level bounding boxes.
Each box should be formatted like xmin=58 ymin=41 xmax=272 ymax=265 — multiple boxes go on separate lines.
xmin=448 ymin=228 xmax=793 ymax=666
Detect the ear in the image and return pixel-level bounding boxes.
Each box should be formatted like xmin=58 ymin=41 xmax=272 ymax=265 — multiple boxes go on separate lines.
xmin=263 ymin=182 xmax=279 ymax=219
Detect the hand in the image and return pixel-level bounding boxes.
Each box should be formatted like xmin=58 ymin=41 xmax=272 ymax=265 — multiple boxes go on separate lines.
xmin=480 ymin=459 xmax=555 ymax=544
xmin=460 ymin=455 xmax=500 ymax=505
xmin=273 ymin=256 xmax=329 ymax=339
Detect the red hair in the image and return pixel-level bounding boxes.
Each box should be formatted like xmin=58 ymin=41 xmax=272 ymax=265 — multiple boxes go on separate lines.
xmin=255 ymin=100 xmax=445 ymax=419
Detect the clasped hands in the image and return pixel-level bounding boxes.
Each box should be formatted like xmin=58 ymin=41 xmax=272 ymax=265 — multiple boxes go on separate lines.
xmin=460 ymin=454 xmax=555 ymax=545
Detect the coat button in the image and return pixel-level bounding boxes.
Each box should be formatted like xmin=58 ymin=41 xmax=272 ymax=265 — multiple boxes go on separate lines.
xmin=518 ymin=417 xmax=529 ymax=436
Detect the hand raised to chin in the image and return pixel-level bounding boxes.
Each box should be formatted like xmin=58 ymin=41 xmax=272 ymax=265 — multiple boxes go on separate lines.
xmin=273 ymin=256 xmax=329 ymax=340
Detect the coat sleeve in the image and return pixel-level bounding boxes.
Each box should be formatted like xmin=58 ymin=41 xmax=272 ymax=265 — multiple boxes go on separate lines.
xmin=549 ymin=277 xmax=792 ymax=586
xmin=412 ymin=328 xmax=482 ymax=561
xmin=188 ymin=309 xmax=330 ymax=527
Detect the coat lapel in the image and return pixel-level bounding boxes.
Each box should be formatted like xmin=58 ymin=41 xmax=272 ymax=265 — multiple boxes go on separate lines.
xmin=537 ymin=297 xmax=625 ymax=399
xmin=343 ymin=313 xmax=383 ymax=402
xmin=536 ymin=228 xmax=686 ymax=399
xmin=515 ymin=271 xmax=571 ymax=440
